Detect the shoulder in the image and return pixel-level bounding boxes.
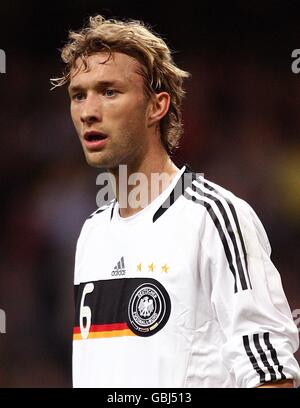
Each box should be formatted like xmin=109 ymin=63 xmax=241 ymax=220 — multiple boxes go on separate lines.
xmin=87 ymin=198 xmax=116 ymax=220
xmin=183 ymin=171 xmax=271 ymax=253
xmin=77 ymin=198 xmax=116 ymax=244
xmin=183 ymin=170 xmax=250 ymax=217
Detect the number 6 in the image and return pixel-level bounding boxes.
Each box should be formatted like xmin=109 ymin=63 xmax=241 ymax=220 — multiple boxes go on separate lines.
xmin=80 ymin=283 xmax=94 ymax=339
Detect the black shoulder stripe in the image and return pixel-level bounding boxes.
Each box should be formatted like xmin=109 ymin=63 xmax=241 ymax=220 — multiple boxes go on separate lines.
xmin=152 ymin=170 xmax=187 ymax=223
xmin=153 ymin=165 xmax=250 ymax=293
xmin=190 ymin=180 xmax=250 ymax=291
xmin=200 ymin=179 xmax=251 ymax=289
xmin=184 ymin=189 xmax=238 ymax=293
xmin=110 ymin=199 xmax=116 ymax=221
xmin=88 ymin=199 xmax=115 ymax=219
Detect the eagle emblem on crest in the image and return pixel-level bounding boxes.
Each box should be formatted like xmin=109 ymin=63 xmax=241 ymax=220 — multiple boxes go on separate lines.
xmin=127 ymin=281 xmax=171 ymax=337
xmin=138 ymin=296 xmax=154 ymax=317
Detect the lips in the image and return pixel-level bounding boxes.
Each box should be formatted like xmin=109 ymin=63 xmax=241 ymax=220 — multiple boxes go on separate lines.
xmin=83 ymin=131 xmax=108 ymax=150
xmin=84 ymin=131 xmax=107 ymax=141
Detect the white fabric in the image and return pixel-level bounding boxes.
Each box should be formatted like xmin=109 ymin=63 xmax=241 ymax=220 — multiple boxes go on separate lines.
xmin=73 ymin=166 xmax=300 ymax=388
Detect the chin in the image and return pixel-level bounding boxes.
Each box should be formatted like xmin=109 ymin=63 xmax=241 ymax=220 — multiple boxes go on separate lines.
xmin=84 ymin=152 xmax=115 ymax=169
xmin=86 ymin=157 xmax=106 ymax=168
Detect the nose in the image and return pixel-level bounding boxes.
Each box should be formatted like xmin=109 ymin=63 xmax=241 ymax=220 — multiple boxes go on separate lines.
xmin=80 ymin=93 xmax=102 ymax=125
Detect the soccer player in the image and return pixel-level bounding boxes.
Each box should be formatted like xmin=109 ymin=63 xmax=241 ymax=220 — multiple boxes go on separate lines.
xmin=52 ymin=15 xmax=300 ymax=387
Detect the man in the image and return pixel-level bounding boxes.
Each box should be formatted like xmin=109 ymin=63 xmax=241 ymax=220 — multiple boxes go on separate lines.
xmin=52 ymin=15 xmax=300 ymax=387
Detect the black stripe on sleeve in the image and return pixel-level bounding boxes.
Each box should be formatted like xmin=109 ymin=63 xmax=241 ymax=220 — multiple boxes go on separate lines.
xmin=263 ymin=332 xmax=286 ymax=380
xmin=253 ymin=333 xmax=277 ymax=381
xmin=243 ymin=335 xmax=266 ymax=384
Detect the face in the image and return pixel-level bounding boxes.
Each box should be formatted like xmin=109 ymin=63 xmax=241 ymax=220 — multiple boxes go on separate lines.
xmin=68 ymin=52 xmax=152 ymax=170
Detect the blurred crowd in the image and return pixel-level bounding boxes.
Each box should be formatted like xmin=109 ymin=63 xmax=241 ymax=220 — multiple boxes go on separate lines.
xmin=0 ymin=52 xmax=299 ymax=386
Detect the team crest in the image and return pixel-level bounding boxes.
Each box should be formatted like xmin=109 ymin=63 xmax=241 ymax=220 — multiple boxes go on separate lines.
xmin=127 ymin=281 xmax=171 ymax=337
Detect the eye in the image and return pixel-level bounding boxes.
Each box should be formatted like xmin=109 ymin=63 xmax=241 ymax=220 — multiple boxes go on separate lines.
xmin=72 ymin=92 xmax=85 ymax=101
xmin=104 ymin=88 xmax=116 ymax=97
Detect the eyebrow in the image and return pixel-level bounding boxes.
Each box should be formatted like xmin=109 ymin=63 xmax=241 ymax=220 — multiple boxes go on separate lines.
xmin=68 ymin=80 xmax=125 ymax=94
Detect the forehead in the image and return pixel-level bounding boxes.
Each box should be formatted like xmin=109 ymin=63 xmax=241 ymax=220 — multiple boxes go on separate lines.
xmin=69 ymin=52 xmax=144 ymax=87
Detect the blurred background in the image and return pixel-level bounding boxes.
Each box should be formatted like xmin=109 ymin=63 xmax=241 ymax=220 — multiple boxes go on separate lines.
xmin=0 ymin=0 xmax=299 ymax=387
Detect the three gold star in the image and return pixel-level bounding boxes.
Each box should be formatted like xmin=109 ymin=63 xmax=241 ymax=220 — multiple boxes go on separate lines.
xmin=136 ymin=262 xmax=169 ymax=273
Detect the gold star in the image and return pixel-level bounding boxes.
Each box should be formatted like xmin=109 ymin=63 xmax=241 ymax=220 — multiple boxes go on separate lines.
xmin=148 ymin=262 xmax=155 ymax=272
xmin=137 ymin=263 xmax=142 ymax=272
xmin=161 ymin=264 xmax=169 ymax=273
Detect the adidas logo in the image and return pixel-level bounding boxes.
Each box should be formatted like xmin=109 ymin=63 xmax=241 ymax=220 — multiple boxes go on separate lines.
xmin=111 ymin=256 xmax=126 ymax=276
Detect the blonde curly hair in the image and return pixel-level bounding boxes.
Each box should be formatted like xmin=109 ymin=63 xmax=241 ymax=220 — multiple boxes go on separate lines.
xmin=51 ymin=15 xmax=190 ymax=152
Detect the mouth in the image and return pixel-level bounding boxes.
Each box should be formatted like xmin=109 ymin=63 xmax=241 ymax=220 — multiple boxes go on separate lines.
xmin=83 ymin=131 xmax=108 ymax=150
xmin=84 ymin=131 xmax=107 ymax=142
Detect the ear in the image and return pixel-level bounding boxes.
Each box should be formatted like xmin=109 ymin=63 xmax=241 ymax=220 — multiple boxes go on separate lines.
xmin=147 ymin=92 xmax=170 ymax=127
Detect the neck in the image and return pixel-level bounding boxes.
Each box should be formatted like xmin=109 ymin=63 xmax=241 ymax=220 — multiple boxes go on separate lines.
xmin=110 ymin=147 xmax=179 ymax=218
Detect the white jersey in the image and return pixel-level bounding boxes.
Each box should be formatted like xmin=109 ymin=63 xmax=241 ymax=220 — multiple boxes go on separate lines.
xmin=73 ymin=165 xmax=300 ymax=388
